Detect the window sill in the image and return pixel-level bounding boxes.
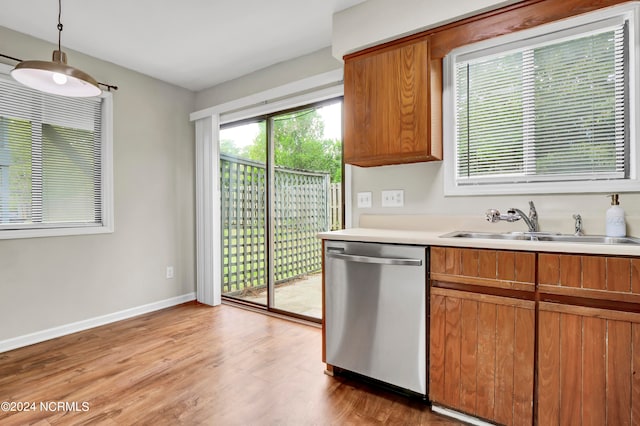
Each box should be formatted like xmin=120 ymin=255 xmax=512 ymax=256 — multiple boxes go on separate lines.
xmin=0 ymin=225 xmax=114 ymax=240
xmin=443 ymin=177 xmax=640 ymax=196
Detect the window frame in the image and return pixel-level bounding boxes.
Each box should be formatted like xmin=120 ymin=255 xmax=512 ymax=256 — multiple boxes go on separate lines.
xmin=0 ymin=63 xmax=114 ymax=239
xmin=443 ymin=3 xmax=640 ymax=196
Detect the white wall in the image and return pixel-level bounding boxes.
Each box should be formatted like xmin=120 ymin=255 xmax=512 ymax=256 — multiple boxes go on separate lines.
xmin=350 ymin=161 xmax=640 ymax=236
xmin=195 ymin=47 xmax=342 ymax=110
xmin=0 ymin=27 xmax=196 ymax=342
xmin=332 ymin=0 xmax=519 ymax=58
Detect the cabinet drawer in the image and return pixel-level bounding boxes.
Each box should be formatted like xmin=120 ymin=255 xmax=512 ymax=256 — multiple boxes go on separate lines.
xmin=431 ymin=246 xmax=535 ymax=292
xmin=539 ymin=253 xmax=640 ymax=305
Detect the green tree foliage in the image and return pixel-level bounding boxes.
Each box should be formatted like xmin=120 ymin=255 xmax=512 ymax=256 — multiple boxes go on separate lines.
xmin=240 ymin=124 xmax=266 ymax=164
xmin=219 ymin=138 xmax=242 ymax=157
xmin=239 ymin=109 xmax=342 ymax=182
xmin=274 ymin=109 xmax=341 ymax=183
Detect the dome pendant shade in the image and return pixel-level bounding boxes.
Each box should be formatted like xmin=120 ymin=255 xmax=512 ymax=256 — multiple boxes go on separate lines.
xmin=11 ymin=50 xmax=101 ymax=97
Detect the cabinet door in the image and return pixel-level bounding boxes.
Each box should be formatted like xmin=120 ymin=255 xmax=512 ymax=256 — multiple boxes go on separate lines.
xmin=538 ymin=302 xmax=640 ymax=426
xmin=344 ymin=37 xmax=441 ymax=166
xmin=430 ymin=287 xmax=535 ymax=425
xmin=344 ymin=52 xmax=377 ymax=164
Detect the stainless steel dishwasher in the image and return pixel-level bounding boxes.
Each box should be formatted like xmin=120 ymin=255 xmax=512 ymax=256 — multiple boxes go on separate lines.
xmin=324 ymin=240 xmax=427 ymax=396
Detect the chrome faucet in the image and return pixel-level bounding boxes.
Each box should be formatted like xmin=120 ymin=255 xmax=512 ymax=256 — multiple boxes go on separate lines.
xmin=573 ymin=214 xmax=584 ymax=236
xmin=485 ymin=201 xmax=540 ymax=232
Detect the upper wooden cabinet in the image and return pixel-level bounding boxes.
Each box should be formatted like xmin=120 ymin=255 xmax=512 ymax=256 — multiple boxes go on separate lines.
xmin=343 ymin=35 xmax=442 ymax=167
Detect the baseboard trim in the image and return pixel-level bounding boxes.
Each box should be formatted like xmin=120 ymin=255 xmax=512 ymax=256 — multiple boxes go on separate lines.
xmin=0 ymin=292 xmax=196 ymax=354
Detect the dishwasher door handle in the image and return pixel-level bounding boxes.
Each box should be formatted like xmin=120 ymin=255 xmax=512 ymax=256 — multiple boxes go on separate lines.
xmin=326 ymin=251 xmax=422 ymax=266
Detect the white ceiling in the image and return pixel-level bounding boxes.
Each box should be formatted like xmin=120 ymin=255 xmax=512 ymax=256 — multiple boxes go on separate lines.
xmin=0 ymin=0 xmax=366 ymax=92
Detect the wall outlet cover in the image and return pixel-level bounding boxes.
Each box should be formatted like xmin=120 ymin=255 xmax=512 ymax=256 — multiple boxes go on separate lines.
xmin=166 ymin=266 xmax=175 ymax=279
xmin=381 ymin=190 xmax=404 ymax=207
xmin=357 ymin=191 xmax=372 ymax=208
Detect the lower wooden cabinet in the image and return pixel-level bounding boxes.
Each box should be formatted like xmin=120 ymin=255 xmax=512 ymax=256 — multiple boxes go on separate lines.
xmin=429 ymin=287 xmax=535 ymax=425
xmin=429 ymin=248 xmax=640 ymax=425
xmin=538 ymin=302 xmax=640 ymax=426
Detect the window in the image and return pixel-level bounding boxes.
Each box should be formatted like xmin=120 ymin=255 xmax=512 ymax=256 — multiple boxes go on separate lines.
xmin=0 ymin=65 xmax=113 ymax=238
xmin=444 ymin=4 xmax=640 ymax=195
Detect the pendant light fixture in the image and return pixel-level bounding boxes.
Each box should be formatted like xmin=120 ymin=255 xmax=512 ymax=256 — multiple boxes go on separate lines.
xmin=10 ymin=0 xmax=101 ymax=97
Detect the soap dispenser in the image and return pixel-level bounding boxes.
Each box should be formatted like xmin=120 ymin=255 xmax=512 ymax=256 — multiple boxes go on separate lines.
xmin=606 ymin=194 xmax=626 ymax=237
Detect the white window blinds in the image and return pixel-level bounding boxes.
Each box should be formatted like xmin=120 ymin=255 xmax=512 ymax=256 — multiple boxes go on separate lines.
xmin=0 ymin=76 xmax=104 ymax=229
xmin=453 ymin=18 xmax=628 ymax=186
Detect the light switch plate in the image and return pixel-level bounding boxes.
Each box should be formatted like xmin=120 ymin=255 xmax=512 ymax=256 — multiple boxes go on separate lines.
xmin=381 ymin=190 xmax=404 ymax=207
xmin=357 ymin=192 xmax=372 ymax=208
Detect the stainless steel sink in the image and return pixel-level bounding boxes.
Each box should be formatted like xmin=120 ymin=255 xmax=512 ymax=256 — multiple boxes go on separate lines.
xmin=440 ymin=231 xmax=640 ymax=245
xmin=535 ymin=234 xmax=640 ymax=245
xmin=440 ymin=231 xmax=535 ymax=241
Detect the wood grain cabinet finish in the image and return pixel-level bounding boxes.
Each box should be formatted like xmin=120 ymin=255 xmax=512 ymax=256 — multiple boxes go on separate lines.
xmin=343 ymin=36 xmax=442 ymax=167
xmin=430 ymin=247 xmax=535 ymax=292
xmin=429 ymin=247 xmax=535 ymax=425
xmin=430 ymin=248 xmax=640 ymax=426
xmin=539 ymin=253 xmax=640 ymax=304
xmin=538 ymin=303 xmax=640 ymax=426
xmin=430 ymin=287 xmax=535 ymax=425
xmin=537 ymin=253 xmax=640 ymax=425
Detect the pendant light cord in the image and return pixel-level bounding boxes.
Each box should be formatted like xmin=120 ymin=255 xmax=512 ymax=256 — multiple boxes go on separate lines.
xmin=57 ymin=0 xmax=63 ymax=52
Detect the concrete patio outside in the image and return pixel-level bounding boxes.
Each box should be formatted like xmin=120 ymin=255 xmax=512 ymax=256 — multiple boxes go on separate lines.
xmin=240 ymin=272 xmax=322 ymax=319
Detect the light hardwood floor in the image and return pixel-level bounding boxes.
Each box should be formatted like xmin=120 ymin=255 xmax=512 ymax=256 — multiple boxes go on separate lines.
xmin=0 ymin=303 xmax=461 ymax=425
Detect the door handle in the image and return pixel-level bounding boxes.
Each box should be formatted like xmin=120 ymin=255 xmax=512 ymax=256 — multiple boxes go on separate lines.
xmin=326 ymin=251 xmax=422 ymax=266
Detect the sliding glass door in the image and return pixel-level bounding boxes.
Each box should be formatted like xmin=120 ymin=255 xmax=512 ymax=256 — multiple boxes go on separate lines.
xmin=218 ymin=99 xmax=342 ymax=321
xmin=219 ymin=120 xmax=267 ymax=306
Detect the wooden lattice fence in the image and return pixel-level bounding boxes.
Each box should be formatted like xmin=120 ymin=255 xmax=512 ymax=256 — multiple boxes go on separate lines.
xmin=220 ymin=154 xmax=336 ymax=295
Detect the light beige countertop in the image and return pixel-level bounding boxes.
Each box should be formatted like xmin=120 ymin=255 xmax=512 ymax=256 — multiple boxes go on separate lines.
xmin=317 ymin=214 xmax=640 ymax=256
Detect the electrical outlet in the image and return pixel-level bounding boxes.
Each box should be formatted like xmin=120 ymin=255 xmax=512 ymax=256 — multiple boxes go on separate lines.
xmin=166 ymin=266 xmax=174 ymax=279
xmin=357 ymin=191 xmax=372 ymax=208
xmin=381 ymin=190 xmax=404 ymax=207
